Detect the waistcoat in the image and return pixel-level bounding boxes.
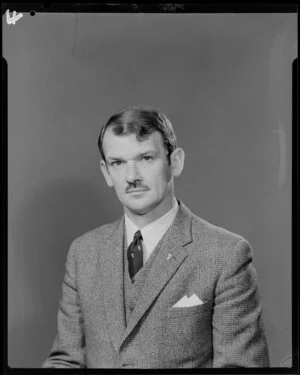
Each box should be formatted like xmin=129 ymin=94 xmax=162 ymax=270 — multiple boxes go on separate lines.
xmin=123 ymin=231 xmax=168 ymax=326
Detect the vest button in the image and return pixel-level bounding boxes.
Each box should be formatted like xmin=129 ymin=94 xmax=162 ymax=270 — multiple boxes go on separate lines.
xmin=122 ymin=363 xmax=133 ymax=367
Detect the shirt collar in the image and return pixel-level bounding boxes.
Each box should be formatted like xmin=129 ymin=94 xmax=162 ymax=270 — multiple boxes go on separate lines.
xmin=125 ymin=198 xmax=179 ymax=249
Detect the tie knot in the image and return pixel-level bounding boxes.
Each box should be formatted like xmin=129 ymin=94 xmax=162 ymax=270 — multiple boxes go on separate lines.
xmin=134 ymin=230 xmax=143 ymax=241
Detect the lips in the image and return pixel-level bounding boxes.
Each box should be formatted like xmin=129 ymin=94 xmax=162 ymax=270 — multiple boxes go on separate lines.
xmin=127 ymin=189 xmax=148 ymax=194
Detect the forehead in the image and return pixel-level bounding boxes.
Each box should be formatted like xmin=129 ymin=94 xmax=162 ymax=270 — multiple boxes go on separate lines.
xmin=103 ymin=129 xmax=165 ymax=158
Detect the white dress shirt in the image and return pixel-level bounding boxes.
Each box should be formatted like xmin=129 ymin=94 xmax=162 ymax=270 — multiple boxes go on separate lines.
xmin=125 ymin=198 xmax=179 ymax=263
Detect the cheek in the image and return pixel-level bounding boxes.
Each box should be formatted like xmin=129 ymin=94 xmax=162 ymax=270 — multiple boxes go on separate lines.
xmin=148 ymin=168 xmax=170 ymax=192
xmin=110 ymin=173 xmax=125 ymax=191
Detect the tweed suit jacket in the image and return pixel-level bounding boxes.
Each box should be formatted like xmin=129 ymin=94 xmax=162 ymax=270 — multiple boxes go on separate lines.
xmin=42 ymin=201 xmax=269 ymax=368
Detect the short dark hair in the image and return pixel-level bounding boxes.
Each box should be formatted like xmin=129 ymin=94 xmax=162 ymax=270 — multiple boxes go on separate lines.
xmin=98 ymin=106 xmax=177 ymax=163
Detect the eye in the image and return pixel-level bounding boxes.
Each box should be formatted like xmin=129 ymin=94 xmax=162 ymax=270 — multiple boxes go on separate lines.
xmin=111 ymin=160 xmax=123 ymax=166
xmin=142 ymin=155 xmax=153 ymax=161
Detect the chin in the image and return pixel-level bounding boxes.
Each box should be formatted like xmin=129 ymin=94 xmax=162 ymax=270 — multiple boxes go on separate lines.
xmin=125 ymin=200 xmax=155 ymax=216
xmin=127 ymin=204 xmax=151 ymax=216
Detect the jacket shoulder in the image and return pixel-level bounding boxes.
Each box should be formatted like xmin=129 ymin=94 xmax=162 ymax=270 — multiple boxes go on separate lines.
xmin=68 ymin=218 xmax=121 ymax=260
xmin=73 ymin=221 xmax=117 ymax=245
xmin=191 ymin=213 xmax=246 ymax=246
xmin=190 ymin=213 xmax=253 ymax=268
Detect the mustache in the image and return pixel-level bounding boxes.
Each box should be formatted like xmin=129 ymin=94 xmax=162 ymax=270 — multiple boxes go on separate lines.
xmin=126 ymin=182 xmax=148 ymax=192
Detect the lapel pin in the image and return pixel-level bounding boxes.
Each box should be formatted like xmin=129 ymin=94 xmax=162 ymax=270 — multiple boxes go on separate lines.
xmin=167 ymin=253 xmax=173 ymax=260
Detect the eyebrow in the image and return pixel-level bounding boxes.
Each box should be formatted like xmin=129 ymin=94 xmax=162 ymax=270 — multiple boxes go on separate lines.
xmin=106 ymin=156 xmax=123 ymax=161
xmin=137 ymin=151 xmax=157 ymax=157
xmin=106 ymin=150 xmax=157 ymax=162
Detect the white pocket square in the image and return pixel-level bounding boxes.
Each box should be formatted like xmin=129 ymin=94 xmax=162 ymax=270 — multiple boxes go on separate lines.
xmin=172 ymin=293 xmax=204 ymax=308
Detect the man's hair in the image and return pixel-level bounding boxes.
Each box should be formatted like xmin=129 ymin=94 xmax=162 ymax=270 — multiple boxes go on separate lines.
xmin=98 ymin=106 xmax=177 ymax=163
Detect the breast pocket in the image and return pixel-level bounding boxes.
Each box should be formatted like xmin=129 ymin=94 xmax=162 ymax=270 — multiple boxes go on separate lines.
xmin=162 ymin=300 xmax=213 ymax=364
xmin=166 ymin=300 xmax=210 ymax=318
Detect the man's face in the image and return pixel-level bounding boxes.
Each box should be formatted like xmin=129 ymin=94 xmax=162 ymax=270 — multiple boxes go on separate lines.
xmin=100 ymin=128 xmax=173 ymax=216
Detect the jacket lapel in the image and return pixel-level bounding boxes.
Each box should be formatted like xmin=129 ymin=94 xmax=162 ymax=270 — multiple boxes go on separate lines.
xmin=101 ymin=216 xmax=126 ymax=351
xmin=120 ymin=202 xmax=193 ymax=348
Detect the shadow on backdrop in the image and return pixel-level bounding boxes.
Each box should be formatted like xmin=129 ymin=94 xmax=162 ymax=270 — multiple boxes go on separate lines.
xmin=8 ymin=177 xmax=116 ymax=367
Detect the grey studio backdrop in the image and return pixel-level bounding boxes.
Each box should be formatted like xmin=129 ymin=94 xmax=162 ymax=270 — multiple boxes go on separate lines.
xmin=4 ymin=13 xmax=296 ymax=367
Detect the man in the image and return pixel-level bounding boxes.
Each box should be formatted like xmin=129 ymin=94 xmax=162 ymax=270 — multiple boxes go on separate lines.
xmin=42 ymin=106 xmax=270 ymax=368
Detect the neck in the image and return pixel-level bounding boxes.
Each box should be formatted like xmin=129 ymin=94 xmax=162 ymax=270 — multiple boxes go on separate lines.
xmin=124 ymin=194 xmax=176 ymax=228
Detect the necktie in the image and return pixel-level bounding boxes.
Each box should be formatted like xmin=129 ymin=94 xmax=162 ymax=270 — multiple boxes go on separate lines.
xmin=127 ymin=230 xmax=143 ymax=280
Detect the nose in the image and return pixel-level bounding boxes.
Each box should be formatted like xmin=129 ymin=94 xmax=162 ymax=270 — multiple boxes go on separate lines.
xmin=125 ymin=161 xmax=141 ymax=184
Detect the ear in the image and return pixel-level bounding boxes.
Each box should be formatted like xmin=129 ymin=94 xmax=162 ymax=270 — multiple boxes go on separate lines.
xmin=100 ymin=160 xmax=114 ymax=187
xmin=170 ymin=148 xmax=185 ymax=178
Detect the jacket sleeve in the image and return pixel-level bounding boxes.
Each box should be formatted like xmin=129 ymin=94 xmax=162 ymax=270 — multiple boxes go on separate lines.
xmin=212 ymin=239 xmax=270 ymax=367
xmin=42 ymin=239 xmax=86 ymax=368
